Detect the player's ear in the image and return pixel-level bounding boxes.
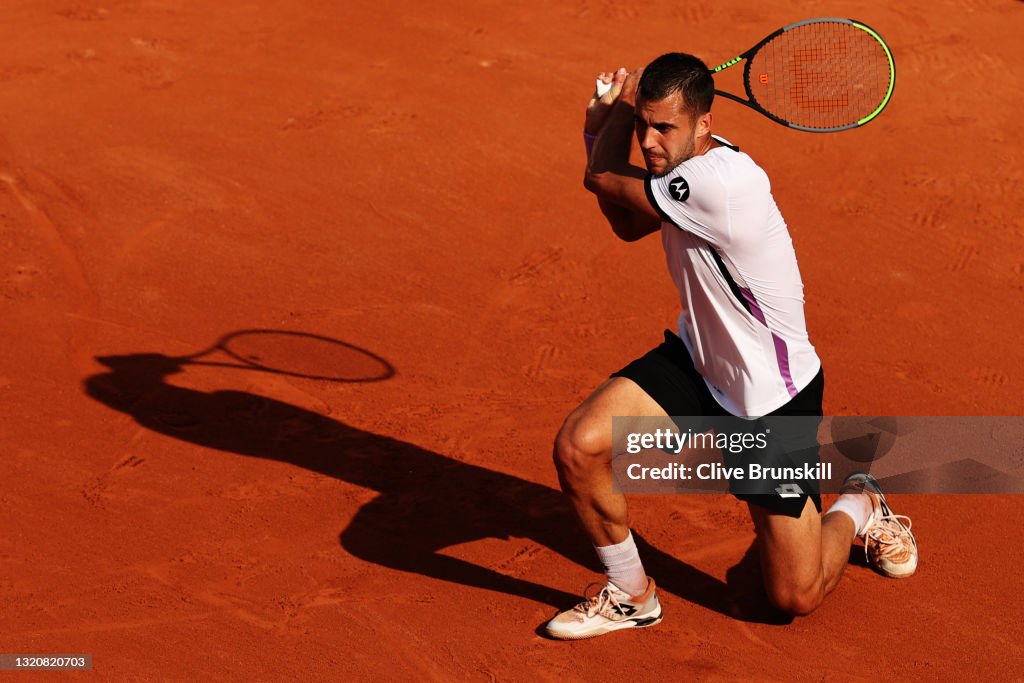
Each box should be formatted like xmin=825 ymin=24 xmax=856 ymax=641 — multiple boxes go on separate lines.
xmin=694 ymin=111 xmax=712 ymax=138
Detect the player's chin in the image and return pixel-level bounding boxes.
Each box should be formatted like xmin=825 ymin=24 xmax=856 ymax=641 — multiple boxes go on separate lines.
xmin=646 ymin=158 xmax=670 ymax=177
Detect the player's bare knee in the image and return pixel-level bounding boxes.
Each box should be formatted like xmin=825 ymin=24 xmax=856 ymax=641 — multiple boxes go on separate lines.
xmin=553 ymin=416 xmax=609 ymax=484
xmin=766 ymin=582 xmax=823 ymax=617
xmin=552 ymin=430 xmax=594 ymax=482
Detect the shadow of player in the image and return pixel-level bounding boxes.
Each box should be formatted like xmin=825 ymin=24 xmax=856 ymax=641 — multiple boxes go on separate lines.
xmin=83 ymin=346 xmax=787 ymax=623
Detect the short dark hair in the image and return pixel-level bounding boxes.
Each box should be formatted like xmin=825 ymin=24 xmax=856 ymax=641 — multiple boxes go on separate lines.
xmin=637 ymin=53 xmax=714 ymax=118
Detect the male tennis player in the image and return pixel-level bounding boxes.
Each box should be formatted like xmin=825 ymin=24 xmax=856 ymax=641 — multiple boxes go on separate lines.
xmin=545 ymin=54 xmax=917 ymax=640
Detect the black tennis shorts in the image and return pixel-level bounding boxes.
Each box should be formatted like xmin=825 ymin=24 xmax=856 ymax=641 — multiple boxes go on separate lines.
xmin=612 ymin=330 xmax=825 ymax=518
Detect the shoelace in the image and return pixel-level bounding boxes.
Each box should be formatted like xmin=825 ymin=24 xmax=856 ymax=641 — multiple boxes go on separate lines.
xmin=573 ymin=583 xmax=625 ymax=620
xmin=865 ymin=514 xmax=916 ymax=562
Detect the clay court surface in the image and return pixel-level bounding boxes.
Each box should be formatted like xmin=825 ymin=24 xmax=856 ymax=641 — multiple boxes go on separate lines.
xmin=2 ymin=0 xmax=1022 ymax=679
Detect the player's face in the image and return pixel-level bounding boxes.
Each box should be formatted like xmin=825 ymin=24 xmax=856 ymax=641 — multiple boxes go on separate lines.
xmin=635 ymin=92 xmax=709 ymax=177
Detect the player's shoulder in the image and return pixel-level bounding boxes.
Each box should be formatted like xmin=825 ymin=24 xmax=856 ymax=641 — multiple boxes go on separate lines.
xmin=697 ymin=137 xmax=771 ymax=194
xmin=651 ymin=136 xmax=769 ymax=214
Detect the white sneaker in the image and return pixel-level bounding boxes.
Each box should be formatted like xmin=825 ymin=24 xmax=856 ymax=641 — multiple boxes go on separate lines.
xmin=841 ymin=473 xmax=919 ymax=578
xmin=545 ymin=578 xmax=662 ymax=640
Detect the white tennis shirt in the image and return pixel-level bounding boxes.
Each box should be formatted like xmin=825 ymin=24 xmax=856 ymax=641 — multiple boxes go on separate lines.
xmin=644 ymin=136 xmax=821 ymax=417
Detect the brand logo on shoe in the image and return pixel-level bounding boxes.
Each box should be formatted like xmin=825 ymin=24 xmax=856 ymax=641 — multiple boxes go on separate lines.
xmin=612 ymin=604 xmax=638 ymax=616
xmin=775 ymin=483 xmax=804 ymax=498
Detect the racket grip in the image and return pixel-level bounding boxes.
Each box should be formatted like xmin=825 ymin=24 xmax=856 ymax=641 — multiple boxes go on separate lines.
xmin=595 ymin=78 xmax=612 ymax=98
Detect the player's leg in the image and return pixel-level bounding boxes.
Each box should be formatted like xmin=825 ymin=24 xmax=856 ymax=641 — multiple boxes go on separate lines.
xmin=553 ymin=376 xmax=668 ymax=549
xmin=547 ymin=331 xmax=702 ymax=639
xmin=546 ymin=376 xmax=668 ymax=639
xmin=553 ymin=330 xmax=706 ymax=560
xmin=736 ymin=369 xmax=846 ymax=615
xmin=752 ymin=475 xmax=919 ymax=617
xmin=747 ymin=497 xmax=856 ymax=616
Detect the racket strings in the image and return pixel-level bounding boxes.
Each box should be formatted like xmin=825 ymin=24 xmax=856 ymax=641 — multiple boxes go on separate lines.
xmin=747 ymin=21 xmax=892 ymax=130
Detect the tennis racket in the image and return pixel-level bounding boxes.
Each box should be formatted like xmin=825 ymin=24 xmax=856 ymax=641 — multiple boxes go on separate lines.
xmin=710 ymin=18 xmax=895 ymax=132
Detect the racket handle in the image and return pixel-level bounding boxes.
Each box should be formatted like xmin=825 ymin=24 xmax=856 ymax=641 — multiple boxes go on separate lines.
xmin=595 ymin=78 xmax=612 ymax=98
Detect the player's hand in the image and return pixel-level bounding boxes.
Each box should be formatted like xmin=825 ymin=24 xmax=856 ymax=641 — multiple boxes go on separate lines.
xmin=584 ymin=67 xmax=628 ymax=135
xmin=619 ymin=67 xmax=644 ymax=105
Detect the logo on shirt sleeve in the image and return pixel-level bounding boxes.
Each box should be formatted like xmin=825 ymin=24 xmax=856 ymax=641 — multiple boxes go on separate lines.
xmin=668 ymin=177 xmax=690 ymax=202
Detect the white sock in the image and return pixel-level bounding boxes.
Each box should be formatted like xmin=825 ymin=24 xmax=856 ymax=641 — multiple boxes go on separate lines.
xmin=594 ymin=531 xmax=647 ymax=596
xmin=826 ymin=493 xmax=874 ymax=539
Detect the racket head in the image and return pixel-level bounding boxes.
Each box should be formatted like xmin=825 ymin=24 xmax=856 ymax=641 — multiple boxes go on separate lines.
xmin=740 ymin=18 xmax=896 ymax=132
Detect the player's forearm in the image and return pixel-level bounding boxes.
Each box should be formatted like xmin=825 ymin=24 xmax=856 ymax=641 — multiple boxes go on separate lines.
xmin=586 ymin=100 xmax=635 ymax=177
xmin=582 ymin=81 xmax=660 ymax=240
xmin=586 ymin=154 xmax=659 ymax=241
xmin=595 ymin=196 xmax=656 ymax=242
xmin=583 ymin=100 xmax=647 ymax=203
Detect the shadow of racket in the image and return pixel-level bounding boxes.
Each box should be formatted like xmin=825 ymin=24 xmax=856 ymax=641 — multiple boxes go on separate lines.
xmin=168 ymin=329 xmax=395 ymax=383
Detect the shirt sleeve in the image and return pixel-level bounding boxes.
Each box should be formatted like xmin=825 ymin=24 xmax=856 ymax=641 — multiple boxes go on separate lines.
xmin=644 ymin=156 xmax=731 ymax=248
